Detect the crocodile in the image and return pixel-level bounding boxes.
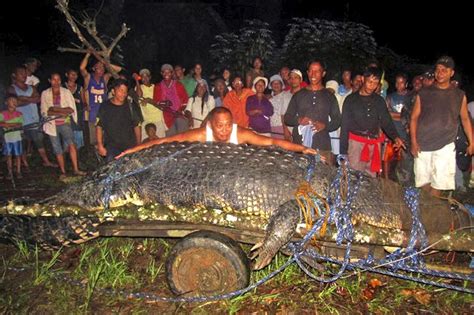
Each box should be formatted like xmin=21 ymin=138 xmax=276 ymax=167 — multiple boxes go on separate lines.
xmin=0 ymin=142 xmax=472 ymax=269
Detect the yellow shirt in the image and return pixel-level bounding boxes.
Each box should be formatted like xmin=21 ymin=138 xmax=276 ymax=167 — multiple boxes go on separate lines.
xmin=140 ymin=84 xmax=163 ymax=123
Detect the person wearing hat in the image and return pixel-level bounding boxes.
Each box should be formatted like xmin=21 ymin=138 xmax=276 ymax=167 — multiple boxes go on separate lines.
xmin=152 ymin=64 xmax=189 ymax=136
xmin=245 ymin=76 xmax=273 ymax=136
xmin=284 ymin=59 xmax=341 ymax=165
xmin=410 ymin=56 xmax=474 ymax=196
xmin=134 ymin=68 xmax=166 ymax=139
xmin=325 ymin=80 xmax=343 ymax=159
xmin=269 ymin=74 xmax=285 ymax=139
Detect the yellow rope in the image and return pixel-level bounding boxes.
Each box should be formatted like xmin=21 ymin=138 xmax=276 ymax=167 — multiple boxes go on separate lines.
xmin=294 ymin=181 xmax=330 ymax=242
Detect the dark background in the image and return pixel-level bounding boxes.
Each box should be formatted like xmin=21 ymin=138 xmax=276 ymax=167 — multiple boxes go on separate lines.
xmin=0 ymin=0 xmax=470 ymax=93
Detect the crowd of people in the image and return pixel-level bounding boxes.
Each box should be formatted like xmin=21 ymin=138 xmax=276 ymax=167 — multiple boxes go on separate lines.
xmin=0 ymin=54 xmax=473 ymax=196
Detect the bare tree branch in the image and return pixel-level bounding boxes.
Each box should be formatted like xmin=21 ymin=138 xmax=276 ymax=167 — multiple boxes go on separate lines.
xmin=55 ymin=0 xmax=131 ymax=79
xmin=84 ymin=20 xmax=108 ymax=52
xmin=108 ymin=23 xmax=130 ymax=55
xmin=57 ymin=47 xmax=88 ymax=54
xmin=55 ymin=0 xmax=96 ymax=53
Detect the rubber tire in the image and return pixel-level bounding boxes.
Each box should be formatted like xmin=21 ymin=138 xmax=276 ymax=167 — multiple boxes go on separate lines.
xmin=166 ymin=230 xmax=250 ymax=297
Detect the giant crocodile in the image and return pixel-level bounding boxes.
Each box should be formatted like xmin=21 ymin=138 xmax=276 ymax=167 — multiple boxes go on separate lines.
xmin=0 ymin=142 xmax=472 ymax=270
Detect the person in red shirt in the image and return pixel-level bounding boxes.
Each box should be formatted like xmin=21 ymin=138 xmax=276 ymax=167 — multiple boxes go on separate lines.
xmin=153 ymin=64 xmax=189 ymax=136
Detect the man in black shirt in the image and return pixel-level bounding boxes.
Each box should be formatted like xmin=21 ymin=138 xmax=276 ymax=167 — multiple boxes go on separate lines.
xmin=284 ymin=59 xmax=341 ymax=165
xmin=340 ymin=67 xmax=405 ymax=177
xmin=96 ymin=79 xmax=141 ymax=162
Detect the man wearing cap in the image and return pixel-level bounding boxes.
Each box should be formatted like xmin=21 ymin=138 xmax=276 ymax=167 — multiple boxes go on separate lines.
xmin=284 ymin=59 xmax=341 ymax=164
xmin=153 ymin=64 xmax=189 ymax=136
xmin=134 ymin=69 xmax=166 ymax=139
xmin=410 ymin=56 xmax=474 ymax=196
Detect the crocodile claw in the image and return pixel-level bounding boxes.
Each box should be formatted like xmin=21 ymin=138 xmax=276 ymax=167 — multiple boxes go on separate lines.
xmin=249 ymin=241 xmax=278 ymax=270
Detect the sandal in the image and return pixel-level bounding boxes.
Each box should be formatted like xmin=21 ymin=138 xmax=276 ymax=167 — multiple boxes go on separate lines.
xmin=59 ymin=174 xmax=67 ymax=181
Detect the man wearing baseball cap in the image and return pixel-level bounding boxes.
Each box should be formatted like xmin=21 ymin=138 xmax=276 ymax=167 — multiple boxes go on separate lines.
xmin=410 ymin=56 xmax=474 ymax=196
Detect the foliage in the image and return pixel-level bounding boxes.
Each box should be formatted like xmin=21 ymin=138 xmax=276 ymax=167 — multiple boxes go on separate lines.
xmin=279 ymin=17 xmax=378 ymax=78
xmin=210 ymin=19 xmax=276 ymax=77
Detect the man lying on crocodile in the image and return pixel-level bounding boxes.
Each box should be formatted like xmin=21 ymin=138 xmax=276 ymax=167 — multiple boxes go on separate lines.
xmin=116 ymin=107 xmax=318 ymax=158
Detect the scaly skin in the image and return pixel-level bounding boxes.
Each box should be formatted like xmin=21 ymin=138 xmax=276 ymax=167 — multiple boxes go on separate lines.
xmin=1 ymin=142 xmax=406 ymax=269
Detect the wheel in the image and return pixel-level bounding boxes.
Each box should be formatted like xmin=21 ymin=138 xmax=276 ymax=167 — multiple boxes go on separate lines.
xmin=166 ymin=230 xmax=250 ymax=297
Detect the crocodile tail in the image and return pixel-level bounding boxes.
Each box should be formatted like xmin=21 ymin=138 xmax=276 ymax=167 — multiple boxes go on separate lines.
xmin=0 ymin=215 xmax=102 ymax=250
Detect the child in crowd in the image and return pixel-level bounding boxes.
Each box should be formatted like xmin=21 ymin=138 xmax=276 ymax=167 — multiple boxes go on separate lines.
xmin=0 ymin=96 xmax=24 ymax=179
xmin=142 ymin=123 xmax=159 ymax=143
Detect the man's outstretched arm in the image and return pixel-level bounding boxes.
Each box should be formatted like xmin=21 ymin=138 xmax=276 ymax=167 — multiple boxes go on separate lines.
xmin=115 ymin=128 xmax=206 ymax=159
xmin=239 ymin=127 xmax=317 ymax=155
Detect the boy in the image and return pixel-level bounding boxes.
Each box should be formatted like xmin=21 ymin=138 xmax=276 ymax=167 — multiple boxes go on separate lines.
xmin=142 ymin=123 xmax=159 ymax=143
xmin=0 ymin=96 xmax=24 ymax=179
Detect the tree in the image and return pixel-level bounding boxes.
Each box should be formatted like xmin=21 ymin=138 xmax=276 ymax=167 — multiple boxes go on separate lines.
xmin=279 ymin=18 xmax=377 ymax=77
xmin=55 ymin=0 xmax=129 ymax=78
xmin=210 ymin=20 xmax=276 ymax=77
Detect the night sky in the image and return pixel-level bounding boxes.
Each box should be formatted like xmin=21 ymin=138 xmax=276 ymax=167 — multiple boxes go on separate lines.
xmin=0 ymin=0 xmax=471 ymax=79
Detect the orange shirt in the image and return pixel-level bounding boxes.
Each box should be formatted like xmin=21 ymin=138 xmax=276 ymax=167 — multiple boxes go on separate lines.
xmin=223 ymin=88 xmax=254 ymax=128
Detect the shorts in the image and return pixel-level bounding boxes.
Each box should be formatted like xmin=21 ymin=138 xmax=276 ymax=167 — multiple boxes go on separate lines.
xmin=2 ymin=141 xmax=23 ymax=156
xmin=23 ymin=129 xmax=45 ymax=149
xmin=74 ymin=130 xmax=84 ymax=149
xmin=49 ymin=124 xmax=75 ymax=155
xmin=414 ymin=142 xmax=456 ymax=190
xmin=88 ymin=122 xmax=97 ymax=145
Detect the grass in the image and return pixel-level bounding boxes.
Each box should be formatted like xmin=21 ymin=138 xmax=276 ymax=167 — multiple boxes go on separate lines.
xmin=145 ymin=258 xmax=163 ymax=283
xmin=0 ymin=238 xmax=472 ymax=313
xmin=33 ymin=245 xmax=62 ymax=285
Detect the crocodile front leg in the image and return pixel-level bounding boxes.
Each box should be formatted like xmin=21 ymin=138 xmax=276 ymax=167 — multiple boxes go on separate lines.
xmin=249 ymin=200 xmax=300 ymax=270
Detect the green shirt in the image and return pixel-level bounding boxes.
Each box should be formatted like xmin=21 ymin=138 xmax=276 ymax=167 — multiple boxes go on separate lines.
xmin=180 ymin=75 xmax=197 ymax=97
xmin=0 ymin=111 xmax=23 ymax=143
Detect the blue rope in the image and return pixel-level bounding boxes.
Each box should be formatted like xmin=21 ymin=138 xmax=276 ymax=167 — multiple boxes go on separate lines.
xmin=68 ymin=150 xmax=473 ymax=302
